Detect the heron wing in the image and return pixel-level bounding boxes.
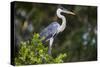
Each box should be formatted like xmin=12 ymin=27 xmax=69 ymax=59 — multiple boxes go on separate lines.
xmin=40 ymin=22 xmax=60 ymax=41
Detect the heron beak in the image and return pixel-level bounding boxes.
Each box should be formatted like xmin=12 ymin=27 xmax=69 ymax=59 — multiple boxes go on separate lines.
xmin=64 ymin=9 xmax=75 ymax=15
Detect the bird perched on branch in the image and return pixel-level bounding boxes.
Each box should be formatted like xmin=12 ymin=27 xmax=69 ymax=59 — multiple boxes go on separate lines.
xmin=40 ymin=6 xmax=75 ymax=55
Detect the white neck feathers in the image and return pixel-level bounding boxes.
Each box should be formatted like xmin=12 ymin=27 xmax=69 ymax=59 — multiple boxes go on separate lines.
xmin=57 ymin=9 xmax=66 ymax=33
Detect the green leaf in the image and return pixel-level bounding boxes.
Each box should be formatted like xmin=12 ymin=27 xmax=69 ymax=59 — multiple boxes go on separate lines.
xmin=15 ymin=33 xmax=67 ymax=65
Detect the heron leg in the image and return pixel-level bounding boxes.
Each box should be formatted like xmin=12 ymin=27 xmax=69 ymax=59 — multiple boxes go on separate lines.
xmin=48 ymin=37 xmax=54 ymax=55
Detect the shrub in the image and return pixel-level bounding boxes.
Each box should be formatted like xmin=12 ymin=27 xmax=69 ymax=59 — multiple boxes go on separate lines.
xmin=15 ymin=33 xmax=67 ymax=65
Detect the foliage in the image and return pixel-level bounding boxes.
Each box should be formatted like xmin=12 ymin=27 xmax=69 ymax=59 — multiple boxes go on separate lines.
xmin=15 ymin=33 xmax=67 ymax=65
xmin=14 ymin=2 xmax=97 ymax=64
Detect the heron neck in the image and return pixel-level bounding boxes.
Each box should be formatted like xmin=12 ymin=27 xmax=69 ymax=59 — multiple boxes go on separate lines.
xmin=59 ymin=15 xmax=66 ymax=32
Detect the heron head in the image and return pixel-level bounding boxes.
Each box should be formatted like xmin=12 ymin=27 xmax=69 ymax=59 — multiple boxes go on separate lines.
xmin=57 ymin=6 xmax=75 ymax=15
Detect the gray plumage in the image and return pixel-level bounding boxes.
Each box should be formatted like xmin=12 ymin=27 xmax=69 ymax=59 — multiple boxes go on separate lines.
xmin=40 ymin=22 xmax=60 ymax=41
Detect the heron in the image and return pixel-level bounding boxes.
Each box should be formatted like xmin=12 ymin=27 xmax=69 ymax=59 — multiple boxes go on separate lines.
xmin=40 ymin=6 xmax=75 ymax=55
